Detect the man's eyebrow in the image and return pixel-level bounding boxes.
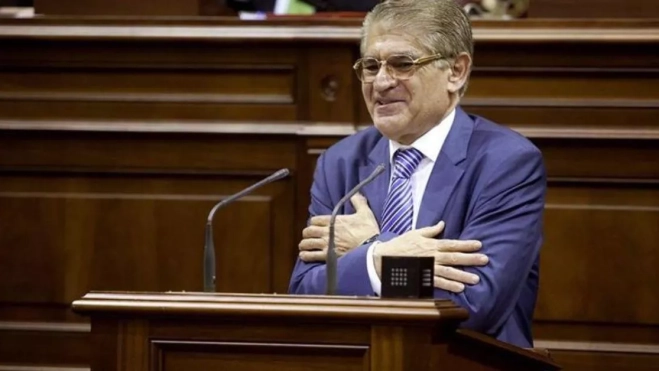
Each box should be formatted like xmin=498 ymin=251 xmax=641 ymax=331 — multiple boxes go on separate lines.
xmin=363 ymin=50 xmax=421 ymax=58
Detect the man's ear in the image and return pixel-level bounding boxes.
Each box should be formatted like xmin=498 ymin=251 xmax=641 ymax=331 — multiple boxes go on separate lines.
xmin=447 ymin=52 xmax=472 ymax=94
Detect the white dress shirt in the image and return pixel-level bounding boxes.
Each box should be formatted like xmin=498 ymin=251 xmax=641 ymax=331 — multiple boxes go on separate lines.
xmin=365 ymin=108 xmax=456 ymax=295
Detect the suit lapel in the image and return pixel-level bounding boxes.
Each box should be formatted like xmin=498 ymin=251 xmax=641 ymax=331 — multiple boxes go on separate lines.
xmin=416 ymin=106 xmax=474 ymax=229
xmin=359 ymin=136 xmax=391 ymax=226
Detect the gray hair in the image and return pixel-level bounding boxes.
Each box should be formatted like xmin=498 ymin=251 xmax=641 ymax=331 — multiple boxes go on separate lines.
xmin=360 ymin=0 xmax=474 ymax=96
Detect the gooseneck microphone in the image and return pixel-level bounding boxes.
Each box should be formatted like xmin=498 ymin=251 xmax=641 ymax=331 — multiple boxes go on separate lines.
xmin=204 ymin=168 xmax=290 ymax=292
xmin=326 ymin=164 xmax=386 ymax=295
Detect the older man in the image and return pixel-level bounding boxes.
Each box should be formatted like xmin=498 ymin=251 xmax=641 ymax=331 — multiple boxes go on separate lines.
xmin=288 ymin=0 xmax=546 ymax=349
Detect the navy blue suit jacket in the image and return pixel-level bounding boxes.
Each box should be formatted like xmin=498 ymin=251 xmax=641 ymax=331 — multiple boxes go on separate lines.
xmin=288 ymin=106 xmax=546 ymax=348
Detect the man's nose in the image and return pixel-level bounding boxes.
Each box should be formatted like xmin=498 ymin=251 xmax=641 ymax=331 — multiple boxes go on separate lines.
xmin=373 ymin=65 xmax=396 ymax=91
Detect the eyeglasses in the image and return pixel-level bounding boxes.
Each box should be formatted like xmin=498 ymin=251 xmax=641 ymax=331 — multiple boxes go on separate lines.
xmin=353 ymin=54 xmax=444 ymax=83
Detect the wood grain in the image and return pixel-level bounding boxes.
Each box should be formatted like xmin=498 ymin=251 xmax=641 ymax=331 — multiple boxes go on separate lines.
xmin=73 ymin=292 xmax=556 ymax=371
xmin=72 ymin=292 xmax=469 ymax=323
xmin=153 ymin=340 xmax=369 ymax=371
xmin=33 ymin=0 xmax=235 ymax=16
xmin=529 ymin=0 xmax=659 ymax=18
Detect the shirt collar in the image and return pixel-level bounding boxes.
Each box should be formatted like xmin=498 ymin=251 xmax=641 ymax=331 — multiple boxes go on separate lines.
xmin=388 ymin=108 xmax=456 ymax=164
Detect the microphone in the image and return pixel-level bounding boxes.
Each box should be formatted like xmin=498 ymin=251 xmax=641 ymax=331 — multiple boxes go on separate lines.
xmin=326 ymin=164 xmax=386 ymax=295
xmin=204 ymin=168 xmax=290 ymax=292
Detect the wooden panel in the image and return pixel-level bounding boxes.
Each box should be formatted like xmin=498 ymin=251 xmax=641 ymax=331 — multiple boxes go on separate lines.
xmin=0 ymin=184 xmax=274 ymax=300
xmin=0 ymin=175 xmax=292 ymax=300
xmin=34 ymin=0 xmax=201 ymax=16
xmin=468 ymin=69 xmax=659 ymax=101
xmin=153 ymin=341 xmax=369 ymax=371
xmin=306 ymin=46 xmax=358 ymax=123
xmin=0 ymin=41 xmax=299 ymax=67
xmin=0 ymin=65 xmax=296 ymax=121
xmin=549 ymin=350 xmax=659 ymax=371
xmin=465 ymin=106 xmax=659 ymax=136
xmin=539 ymin=140 xmax=659 ymax=179
xmin=0 ymin=101 xmax=296 ymax=121
xmin=0 ymin=67 xmax=294 ymax=98
xmin=34 ymin=0 xmax=234 ymax=16
xmin=0 ymin=366 xmax=89 ymax=371
xmin=529 ymin=0 xmax=659 ymax=18
xmin=0 ymin=132 xmax=297 ymax=307
xmin=537 ymin=182 xmax=659 ymax=324
xmin=0 ymin=131 xmax=297 ymax=171
xmin=0 ymin=322 xmax=90 ymax=367
xmin=151 ymin=320 xmax=371 ymax=345
xmin=0 ymin=42 xmax=299 ymax=122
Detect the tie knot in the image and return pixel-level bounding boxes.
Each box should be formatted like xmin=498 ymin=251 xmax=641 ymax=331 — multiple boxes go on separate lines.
xmin=392 ymin=148 xmax=424 ymax=179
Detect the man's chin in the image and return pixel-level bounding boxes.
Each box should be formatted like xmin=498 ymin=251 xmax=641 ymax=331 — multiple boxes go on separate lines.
xmin=373 ymin=116 xmax=406 ymax=139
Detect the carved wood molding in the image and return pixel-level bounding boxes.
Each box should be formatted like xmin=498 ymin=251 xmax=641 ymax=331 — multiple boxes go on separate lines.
xmin=463 ymin=98 xmax=659 ymax=109
xmin=152 ymin=339 xmax=369 ymax=352
xmin=2 ymin=120 xmax=657 ymax=140
xmin=0 ymin=20 xmax=658 ymax=43
xmin=508 ymin=126 xmax=659 ymax=140
xmin=0 ymin=166 xmax=289 ymax=177
xmin=0 ymin=321 xmax=90 ymax=333
xmin=71 ymin=292 xmax=468 ymax=323
xmin=0 ymin=366 xmax=89 ymax=371
xmin=0 ymin=92 xmax=294 ymax=105
xmin=534 ymin=339 xmax=659 ymax=354
xmin=0 ymin=120 xmax=305 ymax=135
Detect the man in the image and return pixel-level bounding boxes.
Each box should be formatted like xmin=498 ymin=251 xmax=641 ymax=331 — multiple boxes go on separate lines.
xmin=288 ymin=0 xmax=546 ymax=349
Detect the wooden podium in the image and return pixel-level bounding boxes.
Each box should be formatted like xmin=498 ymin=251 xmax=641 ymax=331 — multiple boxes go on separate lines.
xmin=72 ymin=292 xmax=559 ymax=371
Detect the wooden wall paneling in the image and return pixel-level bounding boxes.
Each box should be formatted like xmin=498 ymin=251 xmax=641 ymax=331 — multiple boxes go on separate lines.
xmin=543 ymin=350 xmax=659 ymax=371
xmin=465 ymin=68 xmax=659 ymax=109
xmin=528 ymin=0 xmax=659 ymax=18
xmin=150 ymin=319 xmax=372 ymax=345
xmin=0 ymin=131 xmax=298 ymax=305
xmin=470 ymin=41 xmax=659 ymax=71
xmin=152 ymin=340 xmax=368 ymax=371
xmin=533 ymin=323 xmax=659 ymax=345
xmin=33 ymin=0 xmax=235 ymax=16
xmin=0 ymin=321 xmax=90 ymax=369
xmin=306 ymin=44 xmax=359 ymax=123
xmin=0 ymin=65 xmax=297 ymax=121
xmin=538 ymin=178 xmax=659 ymax=324
xmin=0 ymin=40 xmax=300 ymax=122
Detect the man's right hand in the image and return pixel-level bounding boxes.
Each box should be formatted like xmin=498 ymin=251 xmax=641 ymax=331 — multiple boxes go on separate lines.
xmin=373 ymin=221 xmax=488 ymax=293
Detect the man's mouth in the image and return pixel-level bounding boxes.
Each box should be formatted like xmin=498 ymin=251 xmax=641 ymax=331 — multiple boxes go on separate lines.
xmin=376 ymin=99 xmax=404 ymax=106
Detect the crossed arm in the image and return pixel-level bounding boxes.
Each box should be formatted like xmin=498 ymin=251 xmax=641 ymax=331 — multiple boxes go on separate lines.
xmin=288 ymin=147 xmax=546 ymax=335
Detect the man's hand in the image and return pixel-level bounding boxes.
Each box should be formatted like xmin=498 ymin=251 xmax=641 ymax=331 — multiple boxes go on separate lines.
xmin=373 ymin=221 xmax=488 ymax=293
xmin=299 ymin=193 xmax=380 ymax=263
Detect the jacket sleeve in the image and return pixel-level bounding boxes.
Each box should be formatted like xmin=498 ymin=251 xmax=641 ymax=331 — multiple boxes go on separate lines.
xmin=288 ymin=152 xmax=397 ymax=295
xmin=433 ymin=147 xmax=546 ymax=335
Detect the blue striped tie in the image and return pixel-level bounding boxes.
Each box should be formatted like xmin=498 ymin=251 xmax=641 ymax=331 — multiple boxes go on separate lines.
xmin=381 ymin=148 xmax=425 ymax=234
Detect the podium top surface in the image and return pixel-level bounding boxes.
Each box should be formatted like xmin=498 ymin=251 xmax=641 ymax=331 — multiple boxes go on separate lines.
xmin=71 ymin=291 xmax=468 ymax=324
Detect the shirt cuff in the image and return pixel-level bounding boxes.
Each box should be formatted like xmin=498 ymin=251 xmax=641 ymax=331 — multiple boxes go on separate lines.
xmin=366 ymin=241 xmax=382 ymax=296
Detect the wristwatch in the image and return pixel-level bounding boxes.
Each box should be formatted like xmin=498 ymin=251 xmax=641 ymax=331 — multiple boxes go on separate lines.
xmin=361 ymin=233 xmax=380 ymax=245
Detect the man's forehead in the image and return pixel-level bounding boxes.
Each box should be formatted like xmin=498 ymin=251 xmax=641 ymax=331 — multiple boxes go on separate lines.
xmin=363 ymin=31 xmax=423 ymax=57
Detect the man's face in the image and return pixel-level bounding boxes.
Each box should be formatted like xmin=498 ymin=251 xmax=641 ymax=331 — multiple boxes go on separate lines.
xmin=361 ymin=26 xmax=453 ymax=145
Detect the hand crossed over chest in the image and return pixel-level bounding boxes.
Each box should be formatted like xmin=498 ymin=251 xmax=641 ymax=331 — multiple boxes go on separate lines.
xmin=299 ymin=193 xmax=379 ymax=262
xmin=298 ymin=194 xmax=488 ymax=293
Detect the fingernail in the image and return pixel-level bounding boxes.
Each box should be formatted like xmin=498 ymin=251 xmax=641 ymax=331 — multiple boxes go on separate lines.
xmin=479 ymin=255 xmax=489 ymax=264
xmin=457 ymin=283 xmax=465 ymax=291
xmin=471 ymin=276 xmax=480 ymax=284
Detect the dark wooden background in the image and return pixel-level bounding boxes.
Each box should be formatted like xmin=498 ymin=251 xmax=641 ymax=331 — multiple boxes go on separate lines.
xmin=0 ymin=9 xmax=658 ymax=371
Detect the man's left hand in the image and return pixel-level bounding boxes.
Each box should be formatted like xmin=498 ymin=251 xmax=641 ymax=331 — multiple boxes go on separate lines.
xmin=298 ymin=193 xmax=380 ymax=262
